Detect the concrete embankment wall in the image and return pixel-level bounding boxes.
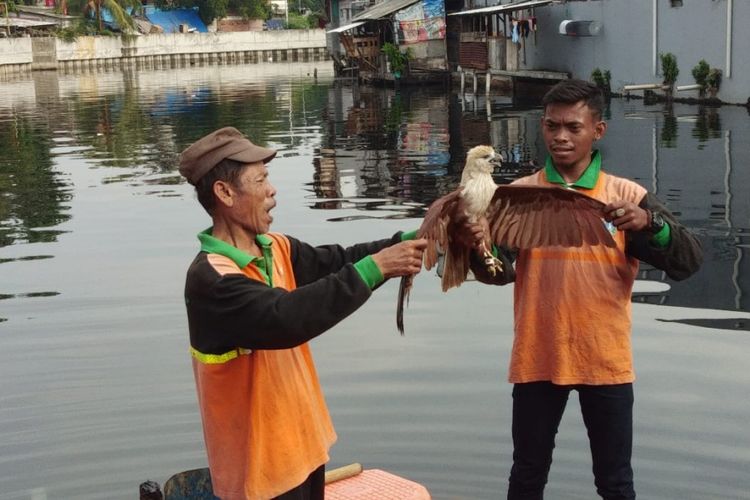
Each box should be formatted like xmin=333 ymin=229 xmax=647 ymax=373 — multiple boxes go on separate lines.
xmin=0 ymin=30 xmax=328 ymax=78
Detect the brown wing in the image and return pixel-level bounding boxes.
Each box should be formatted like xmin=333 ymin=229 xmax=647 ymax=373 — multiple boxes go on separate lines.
xmin=416 ymin=189 xmax=475 ymax=291
xmin=487 ymin=185 xmax=616 ymax=249
xmin=397 ymin=189 xmax=466 ymax=334
xmin=396 ymin=189 xmax=469 ymax=335
xmin=417 ymin=189 xmax=462 ymax=271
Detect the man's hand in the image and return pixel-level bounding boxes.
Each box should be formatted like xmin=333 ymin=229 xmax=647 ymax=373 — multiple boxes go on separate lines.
xmin=604 ymin=201 xmax=650 ymax=232
xmin=450 ymin=211 xmax=490 ymax=251
xmin=372 ymin=239 xmax=428 ymax=278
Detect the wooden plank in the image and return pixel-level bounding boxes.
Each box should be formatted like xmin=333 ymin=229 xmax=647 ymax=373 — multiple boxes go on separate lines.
xmin=676 ymin=84 xmax=702 ymax=91
xmin=488 ymin=69 xmax=568 ymax=80
xmin=622 ymin=83 xmax=667 ymax=91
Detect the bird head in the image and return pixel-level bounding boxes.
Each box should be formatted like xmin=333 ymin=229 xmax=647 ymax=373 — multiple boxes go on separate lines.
xmin=464 ymin=145 xmax=502 ymax=175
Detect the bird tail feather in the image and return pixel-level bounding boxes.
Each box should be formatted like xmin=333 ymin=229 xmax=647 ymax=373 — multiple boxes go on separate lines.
xmin=441 ymin=243 xmax=471 ymax=291
xmin=396 ymin=275 xmax=413 ymax=335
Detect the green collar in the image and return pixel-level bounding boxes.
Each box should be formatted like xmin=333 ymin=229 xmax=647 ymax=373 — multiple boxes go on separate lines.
xmin=544 ymin=150 xmax=602 ymax=189
xmin=198 ymin=228 xmax=273 ymax=269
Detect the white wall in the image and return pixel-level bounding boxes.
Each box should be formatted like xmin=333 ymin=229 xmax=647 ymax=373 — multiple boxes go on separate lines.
xmin=523 ymin=0 xmax=749 ymax=104
xmin=0 ymin=37 xmax=33 ymax=64
xmin=126 ymin=30 xmax=326 ymax=56
xmin=0 ymin=30 xmax=328 ymax=68
xmin=55 ymin=35 xmax=122 ymax=61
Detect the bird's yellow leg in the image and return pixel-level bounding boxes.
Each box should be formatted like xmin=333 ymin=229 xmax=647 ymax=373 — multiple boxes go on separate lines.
xmin=479 ymin=242 xmax=503 ymax=276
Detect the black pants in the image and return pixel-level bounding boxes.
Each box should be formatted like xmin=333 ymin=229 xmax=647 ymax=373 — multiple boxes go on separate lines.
xmin=274 ymin=464 xmax=325 ymax=500
xmin=507 ymin=382 xmax=635 ymax=500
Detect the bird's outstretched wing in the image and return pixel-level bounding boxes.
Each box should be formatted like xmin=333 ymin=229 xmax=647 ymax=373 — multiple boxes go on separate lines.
xmin=397 ymin=185 xmax=616 ymax=335
xmin=397 ymin=189 xmax=463 ymax=334
xmin=486 ymin=185 xmax=616 ymax=249
xmin=416 ymin=189 xmax=463 ymax=271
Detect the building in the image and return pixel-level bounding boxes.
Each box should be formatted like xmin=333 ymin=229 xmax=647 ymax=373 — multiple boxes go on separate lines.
xmin=457 ymin=0 xmax=748 ymax=104
xmin=327 ymin=0 xmax=749 ymax=104
xmin=326 ymin=0 xmax=450 ymax=84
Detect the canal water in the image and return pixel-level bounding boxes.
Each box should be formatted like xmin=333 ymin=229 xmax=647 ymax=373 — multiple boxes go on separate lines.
xmin=1 ymin=62 xmax=749 ymax=499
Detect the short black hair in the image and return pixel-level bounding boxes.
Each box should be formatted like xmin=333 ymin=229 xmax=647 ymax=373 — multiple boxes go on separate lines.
xmin=195 ymin=158 xmax=247 ymax=215
xmin=542 ymin=79 xmax=605 ymax=120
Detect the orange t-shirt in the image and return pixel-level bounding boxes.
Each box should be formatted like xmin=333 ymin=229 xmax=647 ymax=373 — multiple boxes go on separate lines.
xmin=192 ymin=233 xmax=336 ymax=499
xmin=509 ymin=171 xmax=646 ymax=385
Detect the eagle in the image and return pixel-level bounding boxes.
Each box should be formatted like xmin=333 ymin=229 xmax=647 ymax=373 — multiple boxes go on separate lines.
xmin=396 ymin=144 xmax=617 ymax=334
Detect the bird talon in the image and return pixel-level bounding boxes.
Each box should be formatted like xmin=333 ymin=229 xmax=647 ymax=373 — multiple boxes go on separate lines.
xmin=483 ymin=253 xmax=503 ymax=276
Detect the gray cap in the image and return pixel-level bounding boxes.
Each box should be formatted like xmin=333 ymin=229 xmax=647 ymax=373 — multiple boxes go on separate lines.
xmin=178 ymin=127 xmax=277 ymax=185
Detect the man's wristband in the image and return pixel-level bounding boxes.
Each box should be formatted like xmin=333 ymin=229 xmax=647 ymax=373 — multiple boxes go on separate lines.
xmin=644 ymin=209 xmax=671 ymax=247
xmin=645 ymin=209 xmax=666 ymax=234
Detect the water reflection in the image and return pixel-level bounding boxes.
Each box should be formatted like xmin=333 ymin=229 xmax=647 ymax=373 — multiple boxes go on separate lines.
xmin=3 ymin=72 xmax=745 ymax=316
xmin=661 ymin=103 xmax=679 ymax=147
xmin=0 ymin=116 xmax=72 ymax=247
xmin=318 ymin=83 xmax=750 ymax=321
xmin=692 ymin=105 xmax=722 ymax=146
xmin=314 ymin=86 xmax=541 ymax=219
xmin=315 ymin=86 xmax=452 ymax=214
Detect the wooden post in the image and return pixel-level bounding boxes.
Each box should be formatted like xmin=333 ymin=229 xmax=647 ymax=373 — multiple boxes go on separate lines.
xmin=325 ymin=463 xmax=364 ymax=484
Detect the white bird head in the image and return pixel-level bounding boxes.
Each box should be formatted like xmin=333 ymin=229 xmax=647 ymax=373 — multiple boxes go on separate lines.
xmin=464 ymin=145 xmax=502 ymax=175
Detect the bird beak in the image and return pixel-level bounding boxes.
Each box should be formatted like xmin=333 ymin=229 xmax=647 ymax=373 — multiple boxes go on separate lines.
xmin=490 ymin=153 xmax=504 ymax=166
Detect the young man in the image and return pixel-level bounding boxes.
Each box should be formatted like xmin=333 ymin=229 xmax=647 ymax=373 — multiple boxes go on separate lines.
xmin=464 ymin=80 xmax=703 ymax=499
xmin=178 ymin=127 xmax=427 ymax=500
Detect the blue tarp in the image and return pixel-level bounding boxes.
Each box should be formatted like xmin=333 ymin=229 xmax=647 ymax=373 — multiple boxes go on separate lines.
xmin=149 ymin=88 xmax=212 ymax=116
xmin=144 ymin=6 xmax=208 ymax=33
xmin=100 ymin=6 xmax=208 ymax=33
xmin=265 ymin=19 xmax=285 ymax=30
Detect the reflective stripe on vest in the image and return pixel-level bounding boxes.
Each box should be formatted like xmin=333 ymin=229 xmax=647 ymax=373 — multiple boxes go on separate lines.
xmin=190 ymin=346 xmax=253 ymax=364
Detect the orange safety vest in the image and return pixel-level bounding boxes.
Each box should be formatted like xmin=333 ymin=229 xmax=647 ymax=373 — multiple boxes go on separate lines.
xmin=191 ymin=233 xmax=336 ymax=499
xmin=510 ymin=170 xmax=646 ymax=385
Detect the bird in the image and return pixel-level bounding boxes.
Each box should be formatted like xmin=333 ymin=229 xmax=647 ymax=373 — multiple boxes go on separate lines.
xmin=396 ymin=144 xmax=617 ymax=334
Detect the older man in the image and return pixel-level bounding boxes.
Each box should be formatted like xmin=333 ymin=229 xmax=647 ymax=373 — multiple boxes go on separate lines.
xmin=178 ymin=127 xmax=426 ymax=500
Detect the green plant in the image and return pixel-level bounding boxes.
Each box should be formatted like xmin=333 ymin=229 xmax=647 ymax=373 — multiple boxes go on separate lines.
xmin=0 ymin=1 xmax=17 ymax=14
xmin=238 ymin=0 xmax=271 ymax=19
xmin=286 ymin=11 xmax=311 ymax=28
xmin=590 ymin=68 xmax=611 ymax=95
xmin=55 ymin=19 xmax=115 ymax=40
xmin=381 ymin=42 xmax=412 ymax=76
xmin=691 ymin=59 xmax=710 ymax=96
xmin=285 ymin=11 xmax=323 ymax=29
xmin=659 ymin=52 xmax=679 ymax=97
xmin=706 ymin=68 xmax=722 ymax=97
